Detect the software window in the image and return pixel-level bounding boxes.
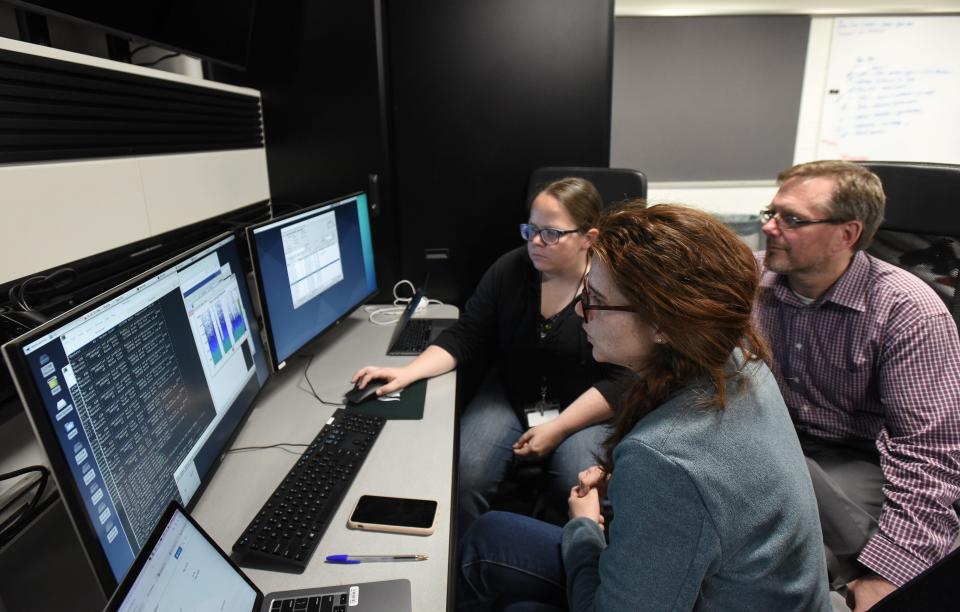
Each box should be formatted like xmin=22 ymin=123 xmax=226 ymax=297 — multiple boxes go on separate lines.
xmin=280 ymin=211 xmax=344 ymax=309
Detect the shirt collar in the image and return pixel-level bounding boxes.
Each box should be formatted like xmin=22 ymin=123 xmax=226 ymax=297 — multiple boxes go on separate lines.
xmin=821 ymin=251 xmax=870 ymax=311
xmin=762 ymin=250 xmax=870 ymax=312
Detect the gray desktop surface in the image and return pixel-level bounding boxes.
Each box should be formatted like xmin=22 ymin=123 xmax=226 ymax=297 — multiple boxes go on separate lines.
xmin=191 ymin=304 xmax=459 ymax=612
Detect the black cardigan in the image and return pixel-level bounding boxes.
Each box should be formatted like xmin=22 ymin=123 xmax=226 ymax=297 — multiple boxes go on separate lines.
xmin=432 ymin=246 xmax=631 ymax=411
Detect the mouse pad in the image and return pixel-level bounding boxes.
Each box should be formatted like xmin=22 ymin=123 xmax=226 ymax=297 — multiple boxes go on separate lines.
xmin=345 ymin=379 xmax=427 ymax=420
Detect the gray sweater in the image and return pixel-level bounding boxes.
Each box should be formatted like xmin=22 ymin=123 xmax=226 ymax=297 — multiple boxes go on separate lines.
xmin=561 ymin=359 xmax=831 ymax=611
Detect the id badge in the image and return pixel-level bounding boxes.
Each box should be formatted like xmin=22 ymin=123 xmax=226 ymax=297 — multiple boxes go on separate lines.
xmin=524 ymin=401 xmax=560 ymax=428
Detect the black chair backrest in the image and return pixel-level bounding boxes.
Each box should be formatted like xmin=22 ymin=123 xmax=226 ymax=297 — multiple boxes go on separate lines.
xmin=862 ymin=162 xmax=960 ymax=235
xmin=861 ymin=162 xmax=960 ymax=327
xmin=527 ymin=166 xmax=647 ymax=210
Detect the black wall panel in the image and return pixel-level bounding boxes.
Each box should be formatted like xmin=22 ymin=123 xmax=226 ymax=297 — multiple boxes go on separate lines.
xmin=218 ymin=0 xmax=613 ymax=306
xmin=213 ymin=0 xmax=398 ymax=295
xmin=385 ymin=0 xmax=614 ymax=304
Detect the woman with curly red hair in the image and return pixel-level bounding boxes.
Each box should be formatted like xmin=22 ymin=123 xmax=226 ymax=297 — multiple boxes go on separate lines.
xmin=459 ymin=203 xmax=830 ymax=611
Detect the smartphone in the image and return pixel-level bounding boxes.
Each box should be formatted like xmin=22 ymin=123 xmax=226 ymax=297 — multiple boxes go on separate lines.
xmin=347 ymin=495 xmax=439 ymax=536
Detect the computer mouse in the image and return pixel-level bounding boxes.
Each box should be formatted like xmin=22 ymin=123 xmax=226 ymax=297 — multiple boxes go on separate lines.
xmin=344 ymin=379 xmax=386 ymax=405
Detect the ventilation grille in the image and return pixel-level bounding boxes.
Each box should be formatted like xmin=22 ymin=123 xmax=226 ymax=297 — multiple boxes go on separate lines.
xmin=0 ymin=48 xmax=264 ymax=164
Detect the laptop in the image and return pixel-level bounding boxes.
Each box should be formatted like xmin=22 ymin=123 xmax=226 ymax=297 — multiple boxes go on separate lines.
xmin=104 ymin=501 xmax=411 ymax=612
xmin=386 ymin=288 xmax=456 ymax=356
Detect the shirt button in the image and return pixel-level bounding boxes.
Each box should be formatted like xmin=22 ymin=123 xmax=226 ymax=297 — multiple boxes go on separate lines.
xmin=794 ymin=343 xmax=802 ymax=350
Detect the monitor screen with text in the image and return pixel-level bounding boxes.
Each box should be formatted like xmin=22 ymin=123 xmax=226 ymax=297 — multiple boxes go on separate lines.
xmin=3 ymin=234 xmax=269 ymax=592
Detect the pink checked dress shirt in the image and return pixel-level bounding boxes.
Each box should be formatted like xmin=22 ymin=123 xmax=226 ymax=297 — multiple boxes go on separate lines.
xmin=755 ymin=250 xmax=960 ymax=585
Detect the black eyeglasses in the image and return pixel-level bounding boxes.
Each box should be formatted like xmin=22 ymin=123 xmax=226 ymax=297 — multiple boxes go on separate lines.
xmin=580 ymin=273 xmax=633 ymax=322
xmin=520 ymin=223 xmax=580 ymax=245
xmin=760 ymin=208 xmax=844 ymax=230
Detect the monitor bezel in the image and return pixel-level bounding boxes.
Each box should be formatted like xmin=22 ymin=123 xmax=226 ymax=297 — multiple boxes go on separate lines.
xmin=1 ymin=231 xmax=267 ymax=597
xmin=246 ymin=191 xmax=378 ymax=372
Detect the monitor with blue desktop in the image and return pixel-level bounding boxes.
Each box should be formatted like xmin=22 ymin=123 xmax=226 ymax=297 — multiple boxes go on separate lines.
xmin=1 ymin=233 xmax=270 ymax=595
xmin=247 ymin=192 xmax=377 ymax=370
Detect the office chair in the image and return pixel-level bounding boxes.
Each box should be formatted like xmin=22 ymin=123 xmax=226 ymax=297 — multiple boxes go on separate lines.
xmin=861 ymin=162 xmax=960 ymax=328
xmin=526 ymin=166 xmax=648 ymax=210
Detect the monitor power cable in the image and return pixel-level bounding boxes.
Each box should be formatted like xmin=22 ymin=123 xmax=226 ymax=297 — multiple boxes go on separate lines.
xmin=226 ymin=443 xmax=307 ymax=456
xmin=0 ymin=465 xmax=51 ymax=550
xmin=135 ymin=52 xmax=181 ymax=68
xmin=298 ymin=353 xmax=346 ymax=407
xmin=231 ymin=352 xmax=348 ymax=453
xmin=6 ymin=267 xmax=76 ymax=312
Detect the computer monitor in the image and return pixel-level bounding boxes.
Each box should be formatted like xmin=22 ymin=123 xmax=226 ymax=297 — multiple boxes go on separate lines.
xmin=247 ymin=192 xmax=377 ymax=370
xmin=1 ymin=233 xmax=269 ymax=595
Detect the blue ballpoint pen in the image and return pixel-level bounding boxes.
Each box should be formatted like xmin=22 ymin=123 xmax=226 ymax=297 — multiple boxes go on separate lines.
xmin=326 ymin=554 xmax=428 ymax=564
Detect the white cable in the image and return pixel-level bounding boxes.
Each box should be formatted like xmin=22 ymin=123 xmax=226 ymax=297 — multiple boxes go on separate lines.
xmin=368 ymin=306 xmax=404 ymax=326
xmin=392 ymin=279 xmax=416 ymax=301
xmin=367 ymin=280 xmax=416 ymax=325
xmin=365 ymin=279 xmax=445 ymax=325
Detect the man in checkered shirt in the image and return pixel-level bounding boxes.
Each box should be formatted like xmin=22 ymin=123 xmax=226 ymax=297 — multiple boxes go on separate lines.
xmin=754 ymin=160 xmax=960 ymax=611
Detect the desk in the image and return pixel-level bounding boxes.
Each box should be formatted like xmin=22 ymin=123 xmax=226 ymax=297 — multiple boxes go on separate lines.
xmin=192 ymin=303 xmax=459 ymax=611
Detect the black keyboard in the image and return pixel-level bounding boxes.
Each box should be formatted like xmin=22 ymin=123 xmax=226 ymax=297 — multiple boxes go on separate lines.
xmin=233 ymin=410 xmax=386 ymax=572
xmin=269 ymin=591 xmax=348 ymax=612
xmin=391 ymin=319 xmax=432 ymax=353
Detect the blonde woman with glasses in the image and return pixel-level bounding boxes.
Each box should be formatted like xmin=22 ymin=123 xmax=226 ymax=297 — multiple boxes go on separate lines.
xmin=353 ymin=178 xmax=631 ymax=535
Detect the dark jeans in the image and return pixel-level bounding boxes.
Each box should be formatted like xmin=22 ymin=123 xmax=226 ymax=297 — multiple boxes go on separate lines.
xmin=459 ymin=511 xmax=567 ymax=612
xmin=458 ymin=372 xmax=610 ymax=536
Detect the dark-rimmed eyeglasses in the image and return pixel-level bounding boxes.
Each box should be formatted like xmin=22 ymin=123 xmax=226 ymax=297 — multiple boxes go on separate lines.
xmin=580 ymin=272 xmax=633 ymax=322
xmin=520 ymin=223 xmax=580 ymax=245
xmin=760 ymin=208 xmax=845 ymax=230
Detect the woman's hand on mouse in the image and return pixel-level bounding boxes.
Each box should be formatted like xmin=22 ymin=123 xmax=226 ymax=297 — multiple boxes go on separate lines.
xmin=351 ymin=346 xmax=458 ymax=397
xmin=351 ymin=366 xmax=413 ymax=396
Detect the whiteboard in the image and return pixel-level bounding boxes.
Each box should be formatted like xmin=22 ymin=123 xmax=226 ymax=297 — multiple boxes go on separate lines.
xmin=816 ymin=16 xmax=960 ymax=163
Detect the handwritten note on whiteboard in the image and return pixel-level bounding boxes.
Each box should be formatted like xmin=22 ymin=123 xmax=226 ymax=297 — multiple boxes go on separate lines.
xmin=816 ymin=16 xmax=960 ymax=164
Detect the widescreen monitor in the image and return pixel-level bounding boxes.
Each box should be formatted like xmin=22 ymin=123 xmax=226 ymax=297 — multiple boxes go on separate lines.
xmin=1 ymin=233 xmax=269 ymax=595
xmin=247 ymin=192 xmax=377 ymax=370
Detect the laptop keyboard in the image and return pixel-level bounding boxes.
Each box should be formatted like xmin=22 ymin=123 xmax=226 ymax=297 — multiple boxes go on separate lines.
xmin=269 ymin=591 xmax=348 ymax=612
xmin=233 ymin=410 xmax=385 ymax=571
xmin=391 ymin=319 xmax=432 ymax=353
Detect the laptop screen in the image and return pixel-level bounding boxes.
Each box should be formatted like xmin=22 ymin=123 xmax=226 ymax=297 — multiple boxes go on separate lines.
xmin=114 ymin=506 xmax=258 ymax=612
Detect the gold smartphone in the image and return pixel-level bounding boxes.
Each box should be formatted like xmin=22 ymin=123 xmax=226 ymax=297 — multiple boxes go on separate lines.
xmin=347 ymin=495 xmax=439 ymax=536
